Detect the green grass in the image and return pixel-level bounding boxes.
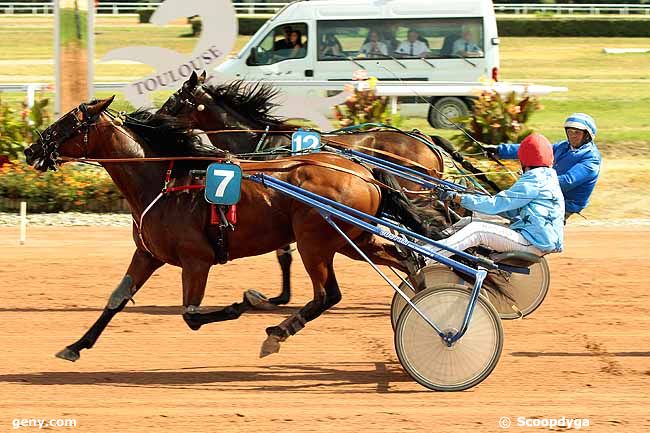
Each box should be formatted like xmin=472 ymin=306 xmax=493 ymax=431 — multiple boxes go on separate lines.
xmin=1 ymin=17 xmax=647 ymax=219
xmin=1 ymin=16 xmax=650 ymax=152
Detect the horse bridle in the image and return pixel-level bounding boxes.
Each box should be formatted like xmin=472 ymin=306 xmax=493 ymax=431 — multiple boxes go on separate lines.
xmin=163 ymin=83 xmax=212 ymax=116
xmin=27 ymin=103 xmax=103 ymax=170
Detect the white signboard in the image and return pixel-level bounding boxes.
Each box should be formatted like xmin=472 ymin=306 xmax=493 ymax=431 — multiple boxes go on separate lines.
xmin=102 ymin=0 xmax=348 ymax=129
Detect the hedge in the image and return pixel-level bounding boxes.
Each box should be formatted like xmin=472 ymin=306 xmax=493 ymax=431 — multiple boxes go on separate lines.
xmin=497 ymin=18 xmax=650 ymax=37
xmin=137 ymin=9 xmax=154 ymax=23
xmin=238 ymin=17 xmax=267 ymax=36
xmin=233 ymin=16 xmax=650 ymax=37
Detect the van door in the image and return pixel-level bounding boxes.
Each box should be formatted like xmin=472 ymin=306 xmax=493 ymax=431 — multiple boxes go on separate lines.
xmin=241 ymin=22 xmax=314 ymax=80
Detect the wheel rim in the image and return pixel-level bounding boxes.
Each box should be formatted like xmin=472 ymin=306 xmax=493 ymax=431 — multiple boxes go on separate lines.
xmin=391 ymin=283 xmax=415 ymax=330
xmin=395 ymin=287 xmax=502 ymax=391
xmin=485 ymin=258 xmax=550 ymax=319
xmin=391 ymin=265 xmax=465 ymax=330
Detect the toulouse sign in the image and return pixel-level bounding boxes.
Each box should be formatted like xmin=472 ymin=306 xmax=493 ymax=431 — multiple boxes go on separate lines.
xmin=100 ymin=0 xmax=349 ymax=129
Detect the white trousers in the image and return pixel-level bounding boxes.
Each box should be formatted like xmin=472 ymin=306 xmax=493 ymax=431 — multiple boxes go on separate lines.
xmin=427 ymin=221 xmax=544 ymax=261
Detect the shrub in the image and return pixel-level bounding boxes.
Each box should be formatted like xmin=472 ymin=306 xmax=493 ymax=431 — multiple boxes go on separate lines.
xmin=0 ymin=94 xmax=51 ymax=160
xmin=497 ymin=18 xmax=650 ymax=37
xmin=452 ymin=90 xmax=541 ymax=152
xmin=137 ymin=9 xmax=154 ymax=23
xmin=0 ymin=160 xmax=124 ymax=212
xmin=333 ymin=73 xmax=399 ymax=127
xmin=451 ymin=90 xmax=542 ymax=189
xmin=238 ymin=17 xmax=267 ymax=36
xmin=189 ymin=16 xmax=202 ymax=37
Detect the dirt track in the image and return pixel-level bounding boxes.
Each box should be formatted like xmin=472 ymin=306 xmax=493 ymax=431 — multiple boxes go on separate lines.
xmin=0 ymin=226 xmax=648 ymax=432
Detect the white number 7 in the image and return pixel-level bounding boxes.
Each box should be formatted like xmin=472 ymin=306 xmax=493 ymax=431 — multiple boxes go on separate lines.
xmin=211 ymin=169 xmax=235 ymax=197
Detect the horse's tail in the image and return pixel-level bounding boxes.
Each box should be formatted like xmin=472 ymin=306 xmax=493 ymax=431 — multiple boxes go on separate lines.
xmin=374 ymin=168 xmax=448 ymax=241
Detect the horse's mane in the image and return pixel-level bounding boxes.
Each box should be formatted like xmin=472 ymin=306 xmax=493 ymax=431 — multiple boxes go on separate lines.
xmin=124 ymin=109 xmax=220 ymax=157
xmin=202 ymin=80 xmax=295 ymax=129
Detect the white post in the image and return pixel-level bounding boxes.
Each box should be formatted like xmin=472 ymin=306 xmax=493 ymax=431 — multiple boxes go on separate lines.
xmin=27 ymin=84 xmax=36 ymax=108
xmin=88 ymin=0 xmax=95 ymax=100
xmin=390 ymin=96 xmax=398 ymax=114
xmin=54 ymin=0 xmax=61 ymax=117
xmin=19 ymin=202 xmax=27 ymax=245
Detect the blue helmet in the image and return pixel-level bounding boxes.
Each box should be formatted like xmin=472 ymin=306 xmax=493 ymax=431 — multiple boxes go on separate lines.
xmin=564 ymin=113 xmax=596 ymax=142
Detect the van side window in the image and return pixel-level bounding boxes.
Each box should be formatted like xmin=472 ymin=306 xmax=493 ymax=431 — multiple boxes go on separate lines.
xmin=247 ymin=23 xmax=309 ymax=66
xmin=317 ymin=18 xmax=484 ymax=61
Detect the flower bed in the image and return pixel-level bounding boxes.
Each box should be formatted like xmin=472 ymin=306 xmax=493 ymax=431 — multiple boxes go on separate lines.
xmin=0 ymin=161 xmax=127 ymax=213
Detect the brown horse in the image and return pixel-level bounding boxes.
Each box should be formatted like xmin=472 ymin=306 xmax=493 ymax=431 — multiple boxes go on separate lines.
xmin=24 ymin=97 xmax=440 ymax=361
xmin=159 ymin=71 xmax=451 ymax=306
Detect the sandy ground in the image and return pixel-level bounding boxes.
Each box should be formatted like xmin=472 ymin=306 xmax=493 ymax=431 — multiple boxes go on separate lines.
xmin=0 ymin=225 xmax=649 ymax=432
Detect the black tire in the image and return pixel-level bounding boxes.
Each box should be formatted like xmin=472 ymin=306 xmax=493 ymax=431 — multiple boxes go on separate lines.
xmin=427 ymin=97 xmax=470 ymax=129
xmin=394 ymin=284 xmax=503 ymax=391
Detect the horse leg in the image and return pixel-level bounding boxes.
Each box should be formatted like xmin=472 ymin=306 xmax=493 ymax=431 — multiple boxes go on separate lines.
xmin=245 ymin=245 xmax=294 ymax=310
xmin=268 ymin=245 xmax=293 ymax=305
xmin=181 ymin=258 xmax=257 ymax=330
xmin=260 ymin=252 xmax=340 ymax=357
xmin=55 ymin=249 xmax=164 ymax=362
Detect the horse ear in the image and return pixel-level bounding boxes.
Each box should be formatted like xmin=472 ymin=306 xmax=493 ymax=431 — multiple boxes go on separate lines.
xmin=90 ymin=95 xmax=115 ymax=115
xmin=200 ymin=70 xmax=207 ymax=82
xmin=187 ymin=71 xmax=198 ymax=88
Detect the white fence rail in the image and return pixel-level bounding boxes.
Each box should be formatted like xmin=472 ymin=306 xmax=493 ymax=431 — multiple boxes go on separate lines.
xmin=2 ymin=2 xmax=649 ymax=16
xmin=0 ymin=1 xmax=289 ymax=16
xmin=494 ymin=3 xmax=650 ymax=15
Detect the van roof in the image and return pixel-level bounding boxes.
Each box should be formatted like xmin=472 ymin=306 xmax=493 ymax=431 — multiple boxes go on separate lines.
xmin=272 ymin=0 xmax=495 ymax=21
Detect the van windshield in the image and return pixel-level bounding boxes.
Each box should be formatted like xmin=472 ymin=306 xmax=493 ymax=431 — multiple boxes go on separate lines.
xmin=317 ymin=18 xmax=484 ymax=60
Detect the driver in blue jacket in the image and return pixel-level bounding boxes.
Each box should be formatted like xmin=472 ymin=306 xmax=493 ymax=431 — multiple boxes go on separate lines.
xmin=428 ymin=133 xmax=564 ymax=263
xmin=485 ymin=113 xmax=601 ymax=220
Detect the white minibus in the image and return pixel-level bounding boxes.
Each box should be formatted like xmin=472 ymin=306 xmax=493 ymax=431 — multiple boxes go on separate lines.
xmin=218 ymin=0 xmax=501 ymax=127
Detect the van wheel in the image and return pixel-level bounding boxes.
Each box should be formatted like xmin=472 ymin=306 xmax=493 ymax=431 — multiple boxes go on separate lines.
xmin=428 ymin=97 xmax=470 ymax=129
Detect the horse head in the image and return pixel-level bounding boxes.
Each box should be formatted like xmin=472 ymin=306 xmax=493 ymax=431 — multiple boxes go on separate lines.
xmin=159 ymin=71 xmax=217 ymax=124
xmin=25 ymin=97 xmax=116 ymax=171
xmin=160 ymin=72 xmax=287 ymax=154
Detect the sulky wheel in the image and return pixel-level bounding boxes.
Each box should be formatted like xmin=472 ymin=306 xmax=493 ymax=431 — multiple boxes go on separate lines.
xmin=484 ymin=257 xmax=551 ymax=320
xmin=391 ymin=265 xmax=465 ymax=330
xmin=394 ymin=284 xmax=503 ymax=391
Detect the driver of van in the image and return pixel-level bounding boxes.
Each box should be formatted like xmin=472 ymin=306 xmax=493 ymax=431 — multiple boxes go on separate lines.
xmin=395 ymin=30 xmax=429 ymax=57
xmin=273 ymin=26 xmax=293 ymax=52
xmin=452 ymin=30 xmax=483 ymax=57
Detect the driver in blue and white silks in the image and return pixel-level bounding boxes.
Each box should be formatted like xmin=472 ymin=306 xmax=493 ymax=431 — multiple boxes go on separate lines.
xmin=428 ymin=134 xmax=564 ymax=262
xmin=485 ymin=113 xmax=601 ymax=221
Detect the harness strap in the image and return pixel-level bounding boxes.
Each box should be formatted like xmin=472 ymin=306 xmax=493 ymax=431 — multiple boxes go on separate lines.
xmin=240 ymin=157 xmax=399 ymax=193
xmin=254 ymin=125 xmax=270 ymax=152
xmin=133 ymin=192 xmax=164 ymax=257
xmin=324 ymin=139 xmax=441 ymax=176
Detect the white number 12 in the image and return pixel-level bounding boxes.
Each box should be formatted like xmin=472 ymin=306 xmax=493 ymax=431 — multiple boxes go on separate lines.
xmin=295 ymin=135 xmax=319 ymax=150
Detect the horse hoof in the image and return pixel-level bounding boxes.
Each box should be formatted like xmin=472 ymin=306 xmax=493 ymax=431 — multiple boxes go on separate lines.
xmin=182 ymin=313 xmax=202 ymax=331
xmin=259 ymin=335 xmax=283 ymax=358
xmin=268 ymin=295 xmax=290 ymax=306
xmin=245 ymin=289 xmax=276 ymax=310
xmin=55 ymin=347 xmax=80 ymax=362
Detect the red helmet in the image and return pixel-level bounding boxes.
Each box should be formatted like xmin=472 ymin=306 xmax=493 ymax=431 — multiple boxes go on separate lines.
xmin=518 ymin=133 xmax=553 ymax=167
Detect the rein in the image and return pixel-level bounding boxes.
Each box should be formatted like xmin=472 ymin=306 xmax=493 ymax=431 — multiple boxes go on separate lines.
xmin=195 ymin=128 xmax=441 ymax=174
xmin=57 ymin=153 xmax=399 ymax=191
